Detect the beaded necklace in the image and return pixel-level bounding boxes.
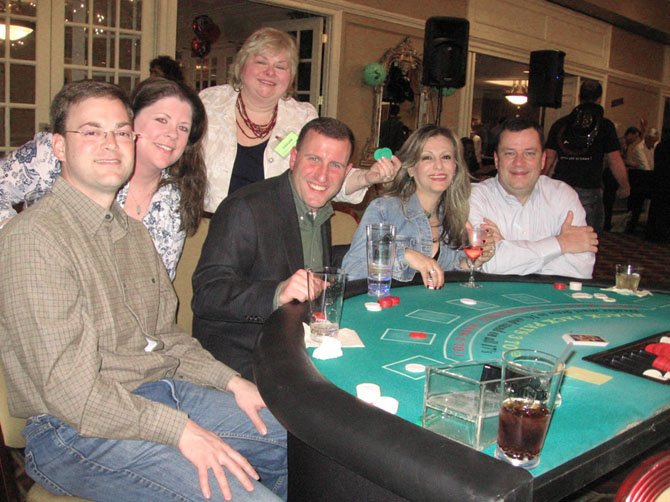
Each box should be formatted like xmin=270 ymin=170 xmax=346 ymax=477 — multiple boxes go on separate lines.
xmin=236 ymin=94 xmax=278 ymax=139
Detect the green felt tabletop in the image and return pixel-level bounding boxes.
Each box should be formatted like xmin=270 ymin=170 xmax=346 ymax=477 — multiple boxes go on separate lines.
xmin=311 ymin=282 xmax=670 ymax=476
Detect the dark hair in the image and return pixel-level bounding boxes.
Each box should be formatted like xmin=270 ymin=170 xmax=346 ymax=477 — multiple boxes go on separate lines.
xmin=495 ymin=117 xmax=545 ymax=151
xmin=50 ymin=80 xmax=132 ymax=135
xmin=625 ymin=126 xmax=641 ymax=136
xmin=131 ymin=77 xmax=207 ymax=236
xmin=386 ymin=124 xmax=470 ymax=248
xmin=296 ymin=117 xmax=355 ymax=163
xmin=579 ymin=79 xmax=603 ymax=104
xmin=149 ymin=56 xmax=185 ymax=83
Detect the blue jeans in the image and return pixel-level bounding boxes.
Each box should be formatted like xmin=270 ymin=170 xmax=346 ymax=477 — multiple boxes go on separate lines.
xmin=23 ymin=379 xmax=287 ymax=501
xmin=574 ymin=187 xmax=604 ymax=234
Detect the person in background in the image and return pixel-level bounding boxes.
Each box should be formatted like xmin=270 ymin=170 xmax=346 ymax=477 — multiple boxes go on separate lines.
xmin=544 ymin=79 xmax=630 ymax=234
xmin=624 ymin=124 xmax=656 ymax=234
xmin=379 ymin=103 xmax=410 ymax=154
xmin=470 ymin=117 xmax=597 ymax=279
xmin=461 ymin=137 xmax=481 ymax=176
xmin=150 ymin=55 xmax=186 ymax=83
xmin=199 ymin=27 xmax=398 ymax=213
xmin=0 ymin=80 xmax=286 ymax=501
xmin=343 ymin=125 xmax=494 ymax=289
xmin=645 ymin=131 xmax=670 ymax=243
xmin=192 ymin=118 xmax=354 ymax=381
xmin=0 ymin=77 xmax=207 ymax=280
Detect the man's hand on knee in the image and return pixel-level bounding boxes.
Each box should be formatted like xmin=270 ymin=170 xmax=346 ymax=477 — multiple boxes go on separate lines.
xmin=178 ymin=419 xmax=260 ymax=500
xmin=227 ymin=375 xmax=268 ymax=435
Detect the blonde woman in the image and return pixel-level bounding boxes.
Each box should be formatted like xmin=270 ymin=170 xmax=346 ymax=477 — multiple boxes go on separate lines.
xmin=200 ymin=27 xmax=397 ymax=212
xmin=343 ymin=124 xmax=493 ymax=288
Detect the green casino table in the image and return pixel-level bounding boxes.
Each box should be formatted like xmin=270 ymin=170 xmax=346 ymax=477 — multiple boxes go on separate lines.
xmin=254 ymin=274 xmax=670 ymax=501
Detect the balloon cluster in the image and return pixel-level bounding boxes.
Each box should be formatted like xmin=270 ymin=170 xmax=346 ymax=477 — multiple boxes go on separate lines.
xmin=191 ymin=15 xmax=221 ymax=59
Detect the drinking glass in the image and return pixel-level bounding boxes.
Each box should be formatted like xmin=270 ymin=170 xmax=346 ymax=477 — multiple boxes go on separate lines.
xmin=461 ymin=224 xmax=484 ymax=288
xmin=366 ymin=223 xmax=396 ymax=297
xmin=494 ymin=349 xmax=565 ymax=469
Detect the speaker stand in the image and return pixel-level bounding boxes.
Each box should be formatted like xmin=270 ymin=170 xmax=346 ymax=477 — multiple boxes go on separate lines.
xmin=435 ymin=88 xmax=444 ymax=126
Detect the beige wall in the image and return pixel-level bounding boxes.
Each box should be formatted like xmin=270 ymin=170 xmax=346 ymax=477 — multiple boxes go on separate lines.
xmin=344 ymin=0 xmax=467 ymax=19
xmin=338 ymin=15 xmax=423 ymax=164
xmin=609 ymin=27 xmax=665 ymax=81
xmin=605 ymin=78 xmax=661 ymax=137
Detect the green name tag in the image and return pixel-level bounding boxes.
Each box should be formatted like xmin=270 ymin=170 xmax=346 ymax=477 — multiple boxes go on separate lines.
xmin=275 ymin=131 xmax=298 ymax=158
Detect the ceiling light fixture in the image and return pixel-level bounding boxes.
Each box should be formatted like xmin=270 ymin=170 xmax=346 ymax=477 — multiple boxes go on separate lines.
xmin=0 ymin=23 xmax=34 ymax=41
xmin=505 ymin=80 xmax=528 ymax=106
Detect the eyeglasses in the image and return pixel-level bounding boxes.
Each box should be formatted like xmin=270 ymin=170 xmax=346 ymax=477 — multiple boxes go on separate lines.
xmin=64 ymin=128 xmax=138 ymax=143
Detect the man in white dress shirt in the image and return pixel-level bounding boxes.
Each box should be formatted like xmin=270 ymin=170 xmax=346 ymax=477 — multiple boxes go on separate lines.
xmin=469 ymin=117 xmax=597 ymax=279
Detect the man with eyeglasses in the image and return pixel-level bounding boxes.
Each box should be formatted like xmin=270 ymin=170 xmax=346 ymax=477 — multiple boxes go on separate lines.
xmin=0 ymin=80 xmax=286 ymax=501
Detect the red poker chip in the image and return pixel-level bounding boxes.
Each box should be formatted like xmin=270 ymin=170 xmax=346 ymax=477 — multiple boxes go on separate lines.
xmin=553 ymin=282 xmax=567 ymax=290
xmin=389 ymin=295 xmax=400 ymax=305
xmin=378 ymin=298 xmax=393 ymax=308
xmin=410 ymin=331 xmax=428 ymax=339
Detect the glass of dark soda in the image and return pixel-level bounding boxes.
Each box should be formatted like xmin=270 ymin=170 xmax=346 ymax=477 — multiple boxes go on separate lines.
xmin=494 ymin=349 xmax=565 ymax=469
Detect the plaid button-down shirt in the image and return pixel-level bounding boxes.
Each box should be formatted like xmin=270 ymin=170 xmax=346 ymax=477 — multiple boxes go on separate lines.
xmin=0 ymin=178 xmax=237 ymax=447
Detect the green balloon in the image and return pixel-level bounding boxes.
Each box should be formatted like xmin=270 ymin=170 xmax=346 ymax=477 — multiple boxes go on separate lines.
xmin=363 ymin=62 xmax=387 ymax=86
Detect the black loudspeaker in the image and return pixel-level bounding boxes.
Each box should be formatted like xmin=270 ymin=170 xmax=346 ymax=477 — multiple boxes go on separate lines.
xmin=422 ymin=17 xmax=469 ymax=89
xmin=528 ymin=50 xmax=566 ymax=108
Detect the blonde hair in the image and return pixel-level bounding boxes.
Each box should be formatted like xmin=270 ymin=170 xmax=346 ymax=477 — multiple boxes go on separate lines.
xmin=386 ymin=124 xmax=471 ymax=248
xmin=229 ymin=27 xmax=298 ymax=99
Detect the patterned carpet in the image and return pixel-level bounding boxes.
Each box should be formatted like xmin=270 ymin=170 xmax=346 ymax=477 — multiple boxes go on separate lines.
xmin=593 ymin=229 xmax=670 ymax=291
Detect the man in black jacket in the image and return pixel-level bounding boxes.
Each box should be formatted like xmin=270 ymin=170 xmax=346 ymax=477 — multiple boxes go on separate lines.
xmin=192 ymin=118 xmax=354 ymax=380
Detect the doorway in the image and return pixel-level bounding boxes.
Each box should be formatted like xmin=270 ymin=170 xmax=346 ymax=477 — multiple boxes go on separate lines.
xmin=176 ymin=0 xmax=327 ymax=113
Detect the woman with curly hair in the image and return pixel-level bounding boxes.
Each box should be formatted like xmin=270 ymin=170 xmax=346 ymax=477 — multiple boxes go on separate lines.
xmin=343 ymin=124 xmax=493 ymax=288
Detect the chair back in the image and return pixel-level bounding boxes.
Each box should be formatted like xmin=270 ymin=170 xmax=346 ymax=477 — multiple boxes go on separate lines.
xmin=331 ymin=209 xmax=359 ymax=246
xmin=0 ymin=364 xmax=26 ymax=449
xmin=173 ymin=217 xmax=210 ymax=335
xmin=615 ymin=450 xmax=670 ymax=502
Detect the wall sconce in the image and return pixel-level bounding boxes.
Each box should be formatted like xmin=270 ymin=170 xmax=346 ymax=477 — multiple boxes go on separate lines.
xmin=505 ymin=80 xmax=528 ymax=106
xmin=0 ymin=24 xmax=34 ymax=41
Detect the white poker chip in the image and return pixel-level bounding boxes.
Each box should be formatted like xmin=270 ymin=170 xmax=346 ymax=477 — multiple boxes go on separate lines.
xmin=603 ymin=297 xmax=617 ymax=303
xmin=405 ymin=363 xmax=426 ymax=373
xmin=356 ymin=383 xmax=381 ymax=403
xmin=460 ymin=298 xmax=477 ymax=305
xmin=365 ymin=302 xmax=382 ymax=312
xmin=571 ymin=292 xmax=593 ymax=299
xmin=593 ymin=293 xmax=609 ymax=299
xmin=569 ymin=281 xmax=583 ymax=291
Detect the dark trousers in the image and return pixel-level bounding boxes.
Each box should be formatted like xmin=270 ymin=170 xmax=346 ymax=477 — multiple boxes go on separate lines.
xmin=626 ymin=169 xmax=654 ymax=232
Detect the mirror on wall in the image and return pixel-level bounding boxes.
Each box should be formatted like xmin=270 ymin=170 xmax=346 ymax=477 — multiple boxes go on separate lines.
xmin=359 ymin=37 xmax=423 ymax=167
xmin=470 ymin=53 xmax=577 ymax=170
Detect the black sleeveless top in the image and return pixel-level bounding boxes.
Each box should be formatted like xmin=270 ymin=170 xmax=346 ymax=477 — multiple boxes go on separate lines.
xmin=229 ymin=140 xmax=269 ymax=195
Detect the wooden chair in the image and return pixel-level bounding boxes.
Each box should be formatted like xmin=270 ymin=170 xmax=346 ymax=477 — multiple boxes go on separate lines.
xmin=615 ymin=450 xmax=670 ymax=502
xmin=0 ymin=365 xmax=88 ymax=501
xmin=173 ymin=217 xmax=210 ymax=335
xmin=331 ymin=208 xmax=359 ymax=246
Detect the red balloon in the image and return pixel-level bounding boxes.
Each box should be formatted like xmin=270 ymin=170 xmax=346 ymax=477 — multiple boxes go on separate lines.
xmin=192 ymin=15 xmax=221 ymax=44
xmin=191 ymin=36 xmax=210 ymax=58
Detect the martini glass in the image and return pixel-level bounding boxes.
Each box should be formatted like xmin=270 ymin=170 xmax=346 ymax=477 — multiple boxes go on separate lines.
xmin=462 ymin=224 xmax=484 ymax=288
